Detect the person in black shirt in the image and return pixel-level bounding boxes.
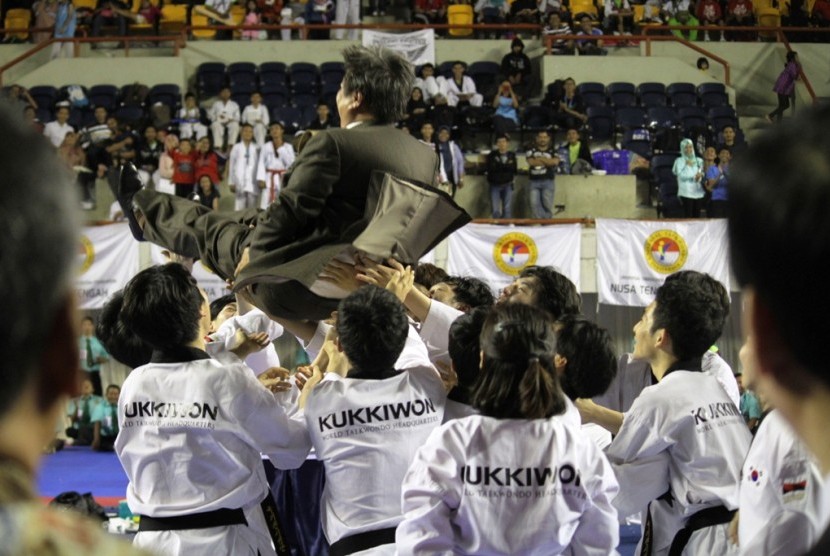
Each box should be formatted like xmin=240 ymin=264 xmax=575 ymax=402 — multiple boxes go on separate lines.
xmin=136 ymin=124 xmax=163 ymax=185
xmin=500 ymin=37 xmax=533 ymax=103
xmin=485 ymin=134 xmax=517 ymax=218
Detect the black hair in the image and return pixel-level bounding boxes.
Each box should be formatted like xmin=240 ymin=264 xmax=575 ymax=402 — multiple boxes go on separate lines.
xmin=341 ymin=45 xmax=414 ymax=124
xmin=336 ymin=285 xmax=409 ymax=375
xmin=651 ymin=272 xmax=726 ymax=361
xmin=447 ymin=306 xmax=491 ymax=404
xmin=554 ymin=314 xmax=617 ymax=399
xmin=519 ymin=266 xmax=582 ymax=319
xmin=120 ymin=264 xmax=204 ymax=351
xmin=664 ymin=270 xmax=730 ymax=328
xmin=442 ymin=276 xmax=495 ymax=311
xmin=729 ymin=104 xmax=830 ymax=385
xmin=97 ymin=290 xmax=153 ymax=369
xmin=414 ymin=262 xmax=449 ymax=290
xmin=472 ymin=304 xmax=566 ymax=419
xmin=185 ymin=92 xmax=196 ymax=99
xmin=697 ymin=56 xmax=709 ymax=69
xmin=786 ymin=51 xmax=798 ymax=63
xmin=209 ymin=294 xmax=236 ymax=322
xmin=105 ymin=384 xmax=121 ymax=393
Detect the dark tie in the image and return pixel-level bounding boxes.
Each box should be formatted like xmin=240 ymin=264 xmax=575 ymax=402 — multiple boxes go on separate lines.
xmin=111 ymin=404 xmax=119 ymax=435
xmin=81 ymin=397 xmax=90 ymax=425
xmin=86 ymin=338 xmax=94 ymax=368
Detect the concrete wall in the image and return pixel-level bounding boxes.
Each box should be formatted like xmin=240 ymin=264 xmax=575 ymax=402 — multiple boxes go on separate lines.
xmin=17 ymin=56 xmax=186 ymax=89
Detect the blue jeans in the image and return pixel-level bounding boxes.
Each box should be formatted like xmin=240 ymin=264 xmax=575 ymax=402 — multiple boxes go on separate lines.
xmin=528 ymin=178 xmax=554 ymax=219
xmin=490 ymin=182 xmax=513 ymax=218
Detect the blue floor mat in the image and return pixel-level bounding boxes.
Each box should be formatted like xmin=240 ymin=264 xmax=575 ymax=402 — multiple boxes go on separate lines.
xmin=37 ymin=445 xmax=128 ymax=501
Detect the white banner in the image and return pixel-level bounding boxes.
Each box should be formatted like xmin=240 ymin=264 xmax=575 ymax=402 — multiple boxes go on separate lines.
xmin=149 ymin=245 xmax=229 ymax=302
xmin=596 ymin=218 xmax=731 ymax=307
xmin=446 ymin=223 xmax=581 ymax=296
xmin=362 ymin=29 xmax=435 ymax=66
xmin=76 ymin=223 xmax=140 ymax=310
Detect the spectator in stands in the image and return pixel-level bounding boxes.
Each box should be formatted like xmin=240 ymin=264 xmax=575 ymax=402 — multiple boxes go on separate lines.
xmin=429 ymin=93 xmax=457 ymax=131
xmin=419 ymin=121 xmax=436 ymax=147
xmin=307 ymin=101 xmax=334 ymax=129
xmin=242 ymin=91 xmax=270 ymax=146
xmin=697 ymin=56 xmax=710 ymax=72
xmin=405 ymin=87 xmax=429 ymax=132
xmin=58 ymin=131 xmax=95 ymax=209
xmin=242 ymin=0 xmax=263 ymax=40
xmin=437 ymin=125 xmax=464 ymax=197
xmin=109 ymin=0 xmax=160 ymax=29
xmin=194 ymin=174 xmax=221 ymax=210
xmin=43 ymin=104 xmax=74 ymax=147
xmin=717 ymin=125 xmax=747 ymax=156
xmin=660 ymin=0 xmax=691 ymax=20
xmin=256 ymin=0 xmax=282 ymax=37
xmin=526 ymin=129 xmax=559 ymax=218
xmin=492 ymin=80 xmax=520 ymax=135
xmin=136 ymin=124 xmax=162 ymax=186
xmin=705 ymin=146 xmax=729 ymax=218
xmin=172 ymin=138 xmax=197 ymax=198
xmin=553 ymin=77 xmax=587 ymax=129
xmin=65 ymin=378 xmax=104 ymax=446
xmin=194 ymin=135 xmax=221 ymax=186
xmin=51 ymin=0 xmax=76 ymax=59
xmin=34 ymin=0 xmax=58 ymax=44
xmin=474 ymin=0 xmax=509 ymax=38
xmin=178 ymin=92 xmax=209 ymax=141
xmin=80 ymin=315 xmax=109 ymax=396
xmin=414 ymin=63 xmax=441 ymax=102
xmin=509 ymin=0 xmax=540 ymax=28
xmin=209 ymin=86 xmax=241 ymax=152
xmin=738 ymin=372 xmax=763 ymax=430
xmin=501 ymin=37 xmax=532 ymax=103
xmin=559 ymin=127 xmax=593 ymax=174
xmin=91 ymin=384 xmax=120 ymax=452
xmin=673 ymin=137 xmax=705 ymax=217
xmin=668 ymin=10 xmax=699 ymax=41
xmin=575 ymin=15 xmax=606 ymax=55
xmin=413 ymin=0 xmax=447 ymax=28
xmin=767 ymin=51 xmax=800 ymax=123
xmin=440 ymin=61 xmax=484 ymax=107
xmin=332 ymin=0 xmax=358 ymax=39
xmin=156 ymin=132 xmax=178 ymax=195
xmin=696 ymin=0 xmax=723 ymax=41
xmin=79 ymin=105 xmax=113 ymax=176
xmin=91 ymin=0 xmax=128 ymax=42
xmin=812 ymin=0 xmax=830 ymax=26
xmin=23 ymin=105 xmax=44 ymax=133
xmin=543 ymin=11 xmax=574 ymax=54
xmin=228 ymin=123 xmax=260 ymax=209
xmin=2 ymin=85 xmax=38 ymax=114
xmin=724 ymin=0 xmax=755 ymax=41
xmin=538 ymin=0 xmax=563 ymax=20
xmin=485 ymin=133 xmax=517 ymax=218
xmin=305 ymin=0 xmax=334 ymax=39
xmin=603 ymin=0 xmax=633 ymax=35
xmin=256 ymin=122 xmax=295 ymax=208
xmin=104 ymin=116 xmax=137 ymax=168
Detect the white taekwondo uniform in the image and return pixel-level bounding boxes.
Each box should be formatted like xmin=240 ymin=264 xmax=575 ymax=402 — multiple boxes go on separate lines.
xmin=228 ymin=140 xmax=259 ymax=210
xmin=256 ymin=140 xmax=295 ymax=210
xmin=209 ymin=99 xmax=241 ymax=149
xmin=438 ymin=75 xmax=484 ymax=107
xmin=115 ymin=347 xmax=310 ymax=556
xmin=241 ymin=103 xmax=270 ymax=147
xmin=208 ymin=308 xmax=284 ymax=376
xmin=302 ymin=332 xmax=446 ymax=555
xmin=396 ymin=414 xmax=620 ymax=555
xmin=738 ymin=410 xmax=824 ymax=555
xmin=607 ymin=363 xmax=751 ymax=556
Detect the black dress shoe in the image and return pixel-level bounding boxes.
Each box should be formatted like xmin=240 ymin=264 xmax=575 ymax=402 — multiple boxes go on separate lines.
xmin=110 ymin=163 xmax=145 ymax=241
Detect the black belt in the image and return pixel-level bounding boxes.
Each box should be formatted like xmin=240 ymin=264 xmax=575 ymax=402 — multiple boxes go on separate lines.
xmin=138 ymin=507 xmax=247 ymax=532
xmin=668 ymin=505 xmax=735 ymax=556
xmin=329 ymin=526 xmax=397 ymax=556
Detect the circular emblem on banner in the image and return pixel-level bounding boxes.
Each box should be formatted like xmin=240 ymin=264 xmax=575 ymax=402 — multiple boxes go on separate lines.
xmin=493 ymin=232 xmax=538 ymax=276
xmin=644 ymin=230 xmax=688 ymax=274
xmin=78 ymin=235 xmax=95 ymax=275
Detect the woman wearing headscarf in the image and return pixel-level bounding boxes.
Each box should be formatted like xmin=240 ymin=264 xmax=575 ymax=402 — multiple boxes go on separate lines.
xmin=672 ymin=138 xmax=705 ymax=218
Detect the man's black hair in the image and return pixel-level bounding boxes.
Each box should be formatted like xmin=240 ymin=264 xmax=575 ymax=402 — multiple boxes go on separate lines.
xmin=336 ymin=285 xmax=409 ymax=375
xmin=555 ymin=314 xmax=617 ymax=399
xmin=519 ymin=265 xmax=582 ymax=319
xmin=209 ymin=294 xmax=236 ymax=322
xmin=448 ymin=306 xmax=491 ymax=404
xmin=664 ymin=270 xmax=730 ymax=328
xmin=120 ymin=264 xmax=204 ymax=351
xmin=652 ymin=272 xmax=725 ymax=361
xmin=341 ymin=45 xmax=414 ymax=124
xmin=443 ymin=276 xmax=495 ymax=311
xmin=729 ymin=104 xmax=830 ymax=383
xmin=97 ymin=290 xmax=152 ymax=369
xmin=414 ymin=262 xmax=449 ymax=290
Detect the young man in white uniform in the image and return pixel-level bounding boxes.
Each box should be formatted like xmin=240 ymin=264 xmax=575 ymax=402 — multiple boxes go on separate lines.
xmin=115 ymin=263 xmax=309 ymax=556
xmin=438 ymin=62 xmax=484 ymax=107
xmin=256 ymin=122 xmax=295 ymax=210
xmin=209 ymin=86 xmax=241 ymax=151
xmin=241 ymin=91 xmax=270 ymax=147
xmin=299 ymin=285 xmax=446 ymax=555
xmin=606 ymin=272 xmax=751 ymax=556
xmin=727 ymin=105 xmax=830 ymax=555
xmin=228 ymin=123 xmax=260 ymax=210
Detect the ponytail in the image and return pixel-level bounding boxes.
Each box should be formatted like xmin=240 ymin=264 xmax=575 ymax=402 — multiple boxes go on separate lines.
xmin=518 ymin=357 xmax=567 ymax=419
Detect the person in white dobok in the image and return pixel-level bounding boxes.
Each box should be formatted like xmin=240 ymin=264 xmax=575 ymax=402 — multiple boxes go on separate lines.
xmin=396 ymin=303 xmax=619 ymax=555
xmin=438 ymin=62 xmax=483 ymax=107
xmin=241 ymin=91 xmax=270 ymax=147
xmin=256 ymin=122 xmax=295 ymax=210
xmin=227 ymin=124 xmax=260 ymax=210
xmin=209 ymin=86 xmax=241 ymax=151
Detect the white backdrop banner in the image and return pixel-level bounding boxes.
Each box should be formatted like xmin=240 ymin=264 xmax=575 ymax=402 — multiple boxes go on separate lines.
xmin=446 ymin=223 xmax=581 ymax=296
xmin=596 ymin=218 xmax=731 ymax=307
xmin=362 ymin=29 xmax=435 ymax=65
xmin=76 ymin=223 xmax=140 ymax=310
xmin=149 ymin=245 xmax=229 ymax=302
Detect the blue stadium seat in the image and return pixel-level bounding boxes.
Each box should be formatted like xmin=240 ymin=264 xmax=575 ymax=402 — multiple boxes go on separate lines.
xmin=147 ymin=83 xmax=181 ymax=112
xmin=637 ymin=82 xmax=667 ymax=107
xmin=667 ymin=82 xmax=697 ymax=107
xmin=586 ymin=105 xmax=614 ymax=142
xmin=259 ymin=62 xmax=287 ymax=88
xmin=88 ymin=84 xmax=119 ymax=112
xmin=615 ymin=106 xmax=646 ymax=132
xmin=698 ymin=82 xmax=729 ymax=108
xmin=621 ymin=128 xmax=652 ymax=159
xmin=271 ymin=105 xmax=304 ymax=134
xmin=228 ymin=62 xmax=258 ymax=89
xmin=29 ymin=85 xmax=59 ymax=110
xmin=196 ymin=62 xmax=227 ymax=98
xmin=577 ymin=82 xmax=607 ymax=108
xmin=607 ymin=82 xmax=637 ymax=108
xmin=707 ymin=105 xmax=738 ymax=132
